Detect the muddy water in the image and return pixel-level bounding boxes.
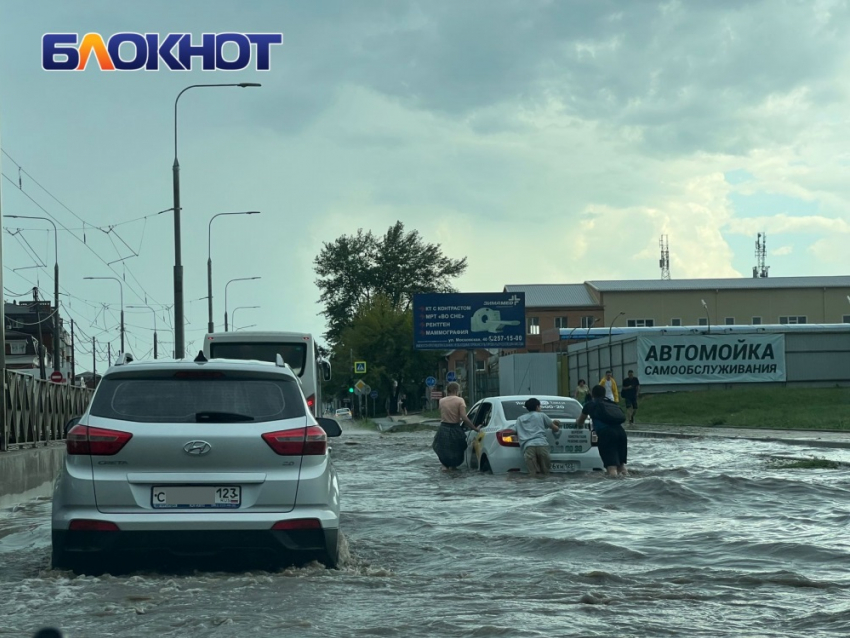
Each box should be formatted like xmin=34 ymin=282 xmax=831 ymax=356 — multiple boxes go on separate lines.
xmin=1 ymin=428 xmax=849 ymax=637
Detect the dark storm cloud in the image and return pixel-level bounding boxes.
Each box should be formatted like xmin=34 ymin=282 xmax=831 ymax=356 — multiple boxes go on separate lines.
xmin=253 ymin=0 xmax=850 ymax=155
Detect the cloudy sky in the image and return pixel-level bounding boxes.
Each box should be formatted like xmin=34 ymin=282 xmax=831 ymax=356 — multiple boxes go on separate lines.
xmin=1 ymin=1 xmax=848 ymax=366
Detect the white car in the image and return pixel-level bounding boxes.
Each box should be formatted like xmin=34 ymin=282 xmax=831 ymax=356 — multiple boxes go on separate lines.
xmin=334 ymin=408 xmax=353 ymax=420
xmin=51 ymin=353 xmax=343 ymax=574
xmin=463 ymin=395 xmax=604 ymax=474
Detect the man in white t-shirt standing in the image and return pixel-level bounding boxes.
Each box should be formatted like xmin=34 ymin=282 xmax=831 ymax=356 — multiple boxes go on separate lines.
xmin=598 ymin=370 xmax=619 ymax=403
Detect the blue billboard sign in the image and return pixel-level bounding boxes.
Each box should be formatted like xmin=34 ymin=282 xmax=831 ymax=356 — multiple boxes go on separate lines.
xmin=413 ymin=292 xmax=526 ymax=350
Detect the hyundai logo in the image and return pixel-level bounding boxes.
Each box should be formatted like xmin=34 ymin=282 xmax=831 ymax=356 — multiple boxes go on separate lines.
xmin=183 ymin=440 xmax=212 ymax=456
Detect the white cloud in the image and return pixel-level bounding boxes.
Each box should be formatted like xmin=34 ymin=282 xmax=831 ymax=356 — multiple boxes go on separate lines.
xmin=772 ymin=245 xmax=794 ymax=256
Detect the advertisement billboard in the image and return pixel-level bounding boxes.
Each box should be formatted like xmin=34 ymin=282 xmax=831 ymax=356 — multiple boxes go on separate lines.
xmin=414 ymin=292 xmax=526 ymax=350
xmin=637 ymin=334 xmax=786 ymax=384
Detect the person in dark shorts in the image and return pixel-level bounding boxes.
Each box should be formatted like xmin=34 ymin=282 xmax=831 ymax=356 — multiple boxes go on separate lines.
xmin=576 ymin=385 xmax=628 ymax=477
xmin=621 ymin=370 xmax=640 ymax=424
xmin=432 ymin=382 xmax=478 ymax=470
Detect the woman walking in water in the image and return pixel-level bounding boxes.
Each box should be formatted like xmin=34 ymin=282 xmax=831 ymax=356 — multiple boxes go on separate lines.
xmin=431 ymin=382 xmax=478 ymax=470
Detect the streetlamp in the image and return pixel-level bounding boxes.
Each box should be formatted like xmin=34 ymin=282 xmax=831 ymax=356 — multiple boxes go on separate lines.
xmin=236 ymin=324 xmax=258 ymax=331
xmin=5 ymin=215 xmax=60 ymax=374
xmin=172 ymin=82 xmax=261 ymax=359
xmin=84 ymin=276 xmax=124 ymax=354
xmin=127 ymin=305 xmax=158 ymax=359
xmin=700 ymin=299 xmax=711 ymax=334
xmin=608 ymin=311 xmax=625 ymax=376
xmin=231 ymin=305 xmax=260 ymax=331
xmin=608 ymin=311 xmax=626 ymax=345
xmin=224 ymin=277 xmax=260 ymax=332
xmin=585 ymin=317 xmax=597 ymax=383
xmin=207 ymin=211 xmax=260 ymax=333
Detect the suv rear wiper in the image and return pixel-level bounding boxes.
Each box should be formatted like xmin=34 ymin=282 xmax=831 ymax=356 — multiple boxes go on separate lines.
xmin=195 ymin=411 xmax=255 ymax=422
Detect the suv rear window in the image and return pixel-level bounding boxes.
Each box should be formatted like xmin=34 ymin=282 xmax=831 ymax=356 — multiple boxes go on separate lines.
xmin=501 ymin=399 xmax=583 ymax=421
xmin=208 ymin=342 xmax=307 ymax=376
xmin=90 ymin=372 xmax=306 ymax=423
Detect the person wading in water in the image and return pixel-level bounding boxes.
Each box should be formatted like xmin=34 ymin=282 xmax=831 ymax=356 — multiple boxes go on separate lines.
xmin=432 ymin=382 xmax=478 ymax=470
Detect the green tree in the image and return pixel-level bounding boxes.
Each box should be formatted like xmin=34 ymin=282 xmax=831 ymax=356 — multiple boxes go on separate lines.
xmin=325 ymin=296 xmax=443 ymax=415
xmin=314 ymin=221 xmax=467 ymax=345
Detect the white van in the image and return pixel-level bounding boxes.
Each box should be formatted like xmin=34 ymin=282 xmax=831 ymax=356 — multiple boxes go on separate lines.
xmin=203 ymin=331 xmax=331 ymax=417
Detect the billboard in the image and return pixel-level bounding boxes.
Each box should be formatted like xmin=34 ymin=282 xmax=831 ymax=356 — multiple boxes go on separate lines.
xmin=414 ymin=292 xmax=526 ymax=350
xmin=637 ymin=334 xmax=786 ymax=384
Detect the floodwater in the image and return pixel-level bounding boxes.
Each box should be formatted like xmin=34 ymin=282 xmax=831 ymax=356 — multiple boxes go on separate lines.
xmin=2 ymin=427 xmax=850 ymax=638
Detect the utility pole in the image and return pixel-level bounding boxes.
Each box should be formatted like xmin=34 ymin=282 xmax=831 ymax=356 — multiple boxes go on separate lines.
xmin=70 ymin=319 xmax=76 ymax=382
xmin=92 ymin=336 xmax=96 ymax=387
xmin=0 ymin=117 xmax=6 ymax=374
xmin=33 ymin=288 xmax=46 ymax=380
xmin=107 ymin=342 xmax=111 ymax=367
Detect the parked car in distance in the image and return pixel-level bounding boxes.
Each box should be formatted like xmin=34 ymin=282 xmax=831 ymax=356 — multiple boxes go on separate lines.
xmin=334 ymin=408 xmax=353 ymax=420
xmin=51 ymin=354 xmax=343 ymax=574
xmin=464 ymin=395 xmax=603 ymax=474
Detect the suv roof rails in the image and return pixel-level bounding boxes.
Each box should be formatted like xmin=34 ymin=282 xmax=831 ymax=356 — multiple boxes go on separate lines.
xmin=114 ymin=352 xmax=135 ymax=366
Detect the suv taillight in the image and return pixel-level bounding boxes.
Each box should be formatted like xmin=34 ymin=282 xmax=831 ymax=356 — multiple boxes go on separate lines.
xmin=306 ymin=394 xmax=316 ymax=413
xmin=496 ymin=429 xmax=520 ymax=447
xmin=66 ymin=425 xmax=133 ymax=456
xmin=262 ymin=426 xmax=328 ymax=456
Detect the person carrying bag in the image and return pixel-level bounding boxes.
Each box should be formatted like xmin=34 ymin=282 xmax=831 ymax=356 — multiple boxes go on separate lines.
xmin=576 ymin=385 xmax=628 ymax=477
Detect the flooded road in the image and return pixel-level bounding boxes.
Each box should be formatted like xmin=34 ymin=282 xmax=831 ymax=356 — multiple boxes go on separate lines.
xmin=2 ymin=427 xmax=849 ymax=637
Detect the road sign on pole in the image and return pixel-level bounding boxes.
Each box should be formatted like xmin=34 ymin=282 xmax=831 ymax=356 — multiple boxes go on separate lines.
xmin=354 ymin=379 xmax=367 ymax=394
xmin=354 ymin=361 xmax=367 ymax=374
xmin=370 ymin=390 xmax=378 ymax=399
xmin=430 ymin=390 xmax=443 ymax=400
xmin=446 ymin=371 xmax=457 ymax=383
xmin=49 ymin=371 xmax=64 ymax=384
xmin=425 ymin=376 xmax=436 ymax=387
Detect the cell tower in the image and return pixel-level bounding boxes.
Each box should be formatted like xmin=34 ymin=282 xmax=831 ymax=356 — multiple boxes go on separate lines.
xmin=659 ymin=234 xmax=671 ymax=280
xmin=753 ymin=232 xmax=769 ymax=278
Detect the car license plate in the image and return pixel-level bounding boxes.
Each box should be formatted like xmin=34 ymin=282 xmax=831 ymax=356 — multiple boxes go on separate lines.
xmin=551 ymin=461 xmax=579 ymax=473
xmin=151 ymin=486 xmax=241 ymax=509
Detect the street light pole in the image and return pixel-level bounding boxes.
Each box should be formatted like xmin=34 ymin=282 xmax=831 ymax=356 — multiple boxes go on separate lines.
xmin=5 ymin=215 xmax=60 ymax=374
xmin=585 ymin=317 xmax=597 ymax=384
xmin=172 ymin=82 xmax=261 ymax=359
xmin=231 ymin=305 xmax=260 ymax=332
xmin=608 ymin=311 xmax=625 ymax=377
xmin=207 ymin=211 xmax=260 ymax=333
xmin=85 ymin=276 xmax=124 ymax=353
xmin=127 ymin=305 xmax=158 ymax=359
xmin=701 ymin=299 xmax=711 ymax=334
xmin=608 ymin=311 xmax=625 ymax=345
xmin=224 ymin=277 xmax=260 ymax=332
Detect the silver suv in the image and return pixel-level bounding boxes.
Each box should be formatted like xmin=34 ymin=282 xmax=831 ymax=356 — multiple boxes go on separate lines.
xmin=51 ymin=354 xmax=342 ymax=573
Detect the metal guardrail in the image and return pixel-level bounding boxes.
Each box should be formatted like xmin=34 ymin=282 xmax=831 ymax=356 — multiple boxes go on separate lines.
xmin=1 ymin=370 xmax=93 ymax=451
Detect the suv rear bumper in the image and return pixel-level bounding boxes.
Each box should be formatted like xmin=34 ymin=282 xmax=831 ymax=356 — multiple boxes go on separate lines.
xmin=53 ymin=527 xmax=338 ymax=562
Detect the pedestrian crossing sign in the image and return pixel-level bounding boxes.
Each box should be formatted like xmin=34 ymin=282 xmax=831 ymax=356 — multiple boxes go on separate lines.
xmin=354 ymin=361 xmax=367 ymax=374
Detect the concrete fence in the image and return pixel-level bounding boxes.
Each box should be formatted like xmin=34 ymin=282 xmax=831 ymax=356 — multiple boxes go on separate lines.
xmin=1 ymin=370 xmax=93 ymax=451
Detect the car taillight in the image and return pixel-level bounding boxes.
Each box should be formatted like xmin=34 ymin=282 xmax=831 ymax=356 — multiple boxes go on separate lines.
xmin=69 ymin=519 xmax=120 ymax=531
xmin=306 ymin=394 xmax=316 ymax=412
xmin=66 ymin=425 xmax=133 ymax=456
xmin=262 ymin=426 xmax=328 ymax=456
xmin=496 ymin=429 xmax=520 ymax=447
xmin=272 ymin=518 xmax=321 ymax=530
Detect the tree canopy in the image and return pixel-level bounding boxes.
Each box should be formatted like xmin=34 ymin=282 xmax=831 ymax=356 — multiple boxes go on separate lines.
xmin=324 ymin=295 xmax=443 ymax=413
xmin=314 ymin=221 xmax=467 ymax=345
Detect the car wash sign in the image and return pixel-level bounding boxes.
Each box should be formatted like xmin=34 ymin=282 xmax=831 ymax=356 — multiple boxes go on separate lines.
xmin=637 ymin=334 xmax=786 ymax=384
xmin=413 ymin=292 xmax=526 ymax=350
